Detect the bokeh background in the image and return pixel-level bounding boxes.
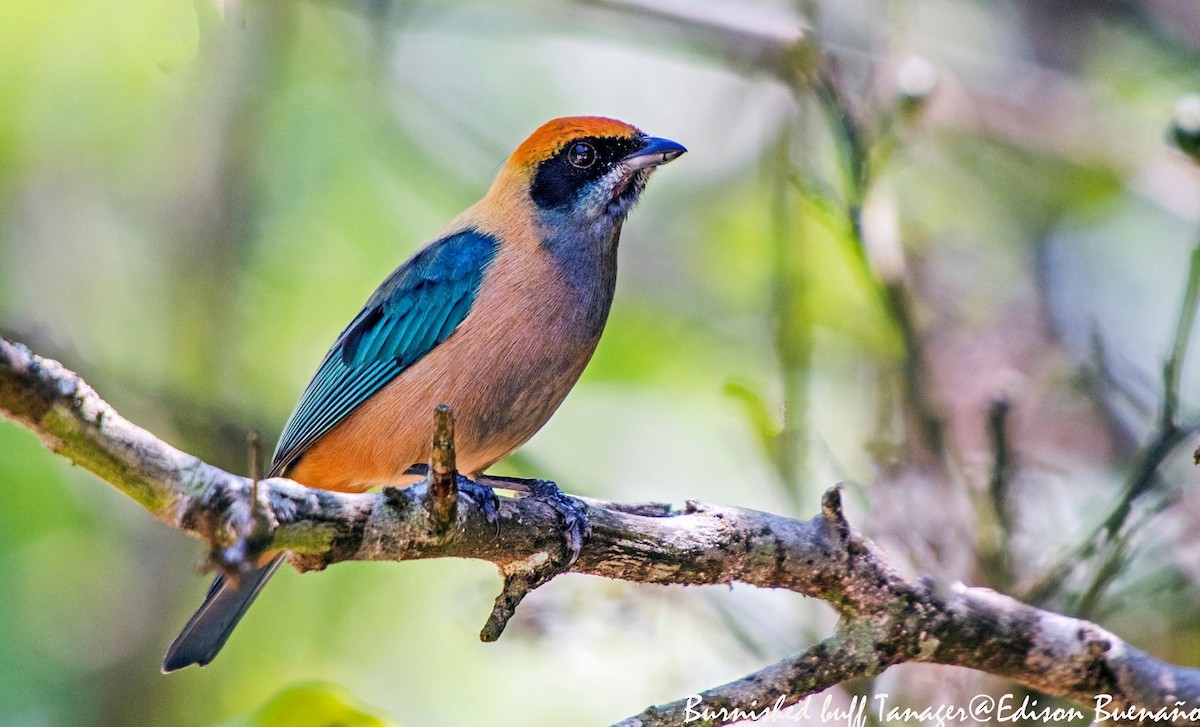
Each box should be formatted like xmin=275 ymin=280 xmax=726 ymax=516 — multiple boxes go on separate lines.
xmin=3 ymin=1 xmax=1200 ymax=725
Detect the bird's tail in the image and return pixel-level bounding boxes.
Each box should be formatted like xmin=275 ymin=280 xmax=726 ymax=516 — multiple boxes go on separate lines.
xmin=161 ymin=553 xmax=285 ymax=673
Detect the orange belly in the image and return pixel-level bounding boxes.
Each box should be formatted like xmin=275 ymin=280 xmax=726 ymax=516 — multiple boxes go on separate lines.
xmin=286 ymin=238 xmax=609 ymax=492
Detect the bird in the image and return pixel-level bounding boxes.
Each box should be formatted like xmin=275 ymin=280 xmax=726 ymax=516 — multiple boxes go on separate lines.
xmin=162 ymin=116 xmax=685 ymax=672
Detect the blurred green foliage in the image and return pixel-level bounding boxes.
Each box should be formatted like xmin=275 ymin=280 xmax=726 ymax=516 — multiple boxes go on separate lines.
xmin=4 ymin=1 xmax=1200 ymax=725
xmin=219 ymin=683 xmax=394 ymax=727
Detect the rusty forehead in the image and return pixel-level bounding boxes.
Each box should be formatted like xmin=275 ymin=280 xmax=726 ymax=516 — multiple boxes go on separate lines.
xmin=509 ymin=116 xmax=644 ymax=168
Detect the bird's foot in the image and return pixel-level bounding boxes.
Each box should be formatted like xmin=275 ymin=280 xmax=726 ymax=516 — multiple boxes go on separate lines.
xmin=457 ymin=474 xmax=500 ymax=526
xmin=404 ymin=464 xmax=500 ymax=529
xmin=208 ymin=492 xmax=275 ymax=586
xmin=479 ymin=475 xmax=590 ymax=568
xmin=532 ymin=479 xmax=590 ymax=569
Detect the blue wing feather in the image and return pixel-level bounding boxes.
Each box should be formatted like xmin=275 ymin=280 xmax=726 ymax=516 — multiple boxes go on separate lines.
xmin=269 ymin=230 xmax=500 ymax=476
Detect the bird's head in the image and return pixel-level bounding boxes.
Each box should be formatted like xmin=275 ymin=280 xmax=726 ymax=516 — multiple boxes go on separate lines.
xmin=503 ymin=116 xmax=686 ymax=231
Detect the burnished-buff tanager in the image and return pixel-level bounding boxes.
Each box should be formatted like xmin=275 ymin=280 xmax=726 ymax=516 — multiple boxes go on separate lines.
xmin=162 ymin=116 xmax=685 ymax=671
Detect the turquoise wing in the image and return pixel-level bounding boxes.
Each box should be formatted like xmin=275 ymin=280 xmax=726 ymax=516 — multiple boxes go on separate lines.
xmin=269 ymin=230 xmax=500 ymax=476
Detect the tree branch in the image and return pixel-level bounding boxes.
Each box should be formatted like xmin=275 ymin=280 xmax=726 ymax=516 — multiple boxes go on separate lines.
xmin=3 ymin=335 xmax=1199 ymax=726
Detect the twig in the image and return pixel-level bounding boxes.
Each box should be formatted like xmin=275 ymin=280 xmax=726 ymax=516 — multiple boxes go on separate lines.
xmin=977 ymin=395 xmax=1015 ymax=592
xmin=577 ymin=0 xmax=811 ymax=81
xmin=4 ymin=336 xmax=1200 ymax=726
xmin=248 ymin=430 xmax=264 ymax=510
xmin=1162 ymin=242 xmax=1200 ymax=430
xmin=987 ymin=396 xmax=1014 ymax=533
xmin=481 ymin=569 xmax=552 ymax=643
xmin=429 ymin=404 xmax=457 ymax=531
xmin=806 ymin=66 xmax=946 ymax=457
xmin=616 ymin=628 xmax=884 ymax=727
xmin=768 ymin=125 xmax=813 ymax=505
xmin=1026 ymin=232 xmax=1200 ymax=605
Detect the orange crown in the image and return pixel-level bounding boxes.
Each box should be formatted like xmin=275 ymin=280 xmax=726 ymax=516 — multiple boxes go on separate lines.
xmin=508 ymin=116 xmax=643 ymax=169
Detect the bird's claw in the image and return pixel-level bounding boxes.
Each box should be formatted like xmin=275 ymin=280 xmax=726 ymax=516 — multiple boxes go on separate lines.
xmin=210 ymin=498 xmax=275 ymax=585
xmin=529 ymin=479 xmax=590 ymax=569
xmin=457 ymin=474 xmax=500 ymax=526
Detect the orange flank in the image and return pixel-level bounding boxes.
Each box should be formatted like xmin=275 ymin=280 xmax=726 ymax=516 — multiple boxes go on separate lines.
xmin=287 ymin=231 xmax=602 ymax=492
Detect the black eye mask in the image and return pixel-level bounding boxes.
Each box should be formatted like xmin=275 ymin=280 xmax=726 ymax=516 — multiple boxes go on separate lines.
xmin=530 ymin=135 xmax=646 ymax=211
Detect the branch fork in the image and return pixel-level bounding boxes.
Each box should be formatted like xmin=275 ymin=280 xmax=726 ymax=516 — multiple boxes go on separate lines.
xmin=5 ymin=336 xmax=1200 ymax=727
xmin=402 ymin=402 xmax=585 ymax=640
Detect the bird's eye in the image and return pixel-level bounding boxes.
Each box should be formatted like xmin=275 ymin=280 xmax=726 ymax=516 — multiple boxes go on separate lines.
xmin=566 ymin=142 xmax=597 ymax=169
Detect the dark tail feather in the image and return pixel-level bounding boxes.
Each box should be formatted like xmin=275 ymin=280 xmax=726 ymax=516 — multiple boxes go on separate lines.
xmin=161 ymin=553 xmax=285 ymax=673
